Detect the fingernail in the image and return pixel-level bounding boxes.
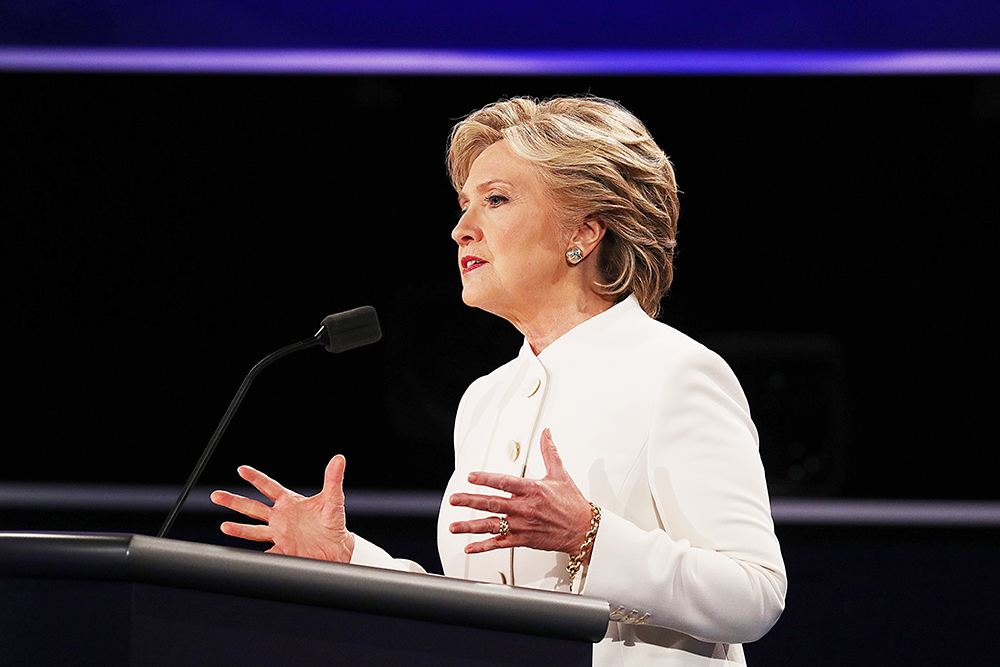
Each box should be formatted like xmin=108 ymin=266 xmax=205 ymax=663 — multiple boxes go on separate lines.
xmin=468 ymin=473 xmax=477 ymax=483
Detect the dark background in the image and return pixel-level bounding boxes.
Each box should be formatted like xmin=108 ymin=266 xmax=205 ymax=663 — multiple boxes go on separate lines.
xmin=3 ymin=5 xmax=1000 ymax=666
xmin=3 ymin=72 xmax=998 ymax=499
xmin=5 ymin=0 xmax=1000 ymax=50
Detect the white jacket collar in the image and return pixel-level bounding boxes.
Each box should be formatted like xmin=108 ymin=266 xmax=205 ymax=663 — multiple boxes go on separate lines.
xmin=515 ymin=295 xmax=648 ymax=368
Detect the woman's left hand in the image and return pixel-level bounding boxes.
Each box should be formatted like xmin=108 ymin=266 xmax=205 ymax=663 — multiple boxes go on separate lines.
xmin=448 ymin=428 xmax=593 ymax=556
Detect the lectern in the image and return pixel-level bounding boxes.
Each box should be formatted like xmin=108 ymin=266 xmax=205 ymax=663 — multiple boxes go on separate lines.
xmin=0 ymin=532 xmax=608 ymax=666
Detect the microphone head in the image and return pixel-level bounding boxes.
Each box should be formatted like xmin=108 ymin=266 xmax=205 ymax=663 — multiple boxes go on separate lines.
xmin=320 ymin=306 xmax=382 ymax=353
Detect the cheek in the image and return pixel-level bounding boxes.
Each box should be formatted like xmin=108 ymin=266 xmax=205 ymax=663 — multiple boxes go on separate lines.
xmin=496 ymin=247 xmax=562 ymax=290
xmin=488 ymin=212 xmax=566 ymax=280
xmin=507 ymin=222 xmax=561 ymax=257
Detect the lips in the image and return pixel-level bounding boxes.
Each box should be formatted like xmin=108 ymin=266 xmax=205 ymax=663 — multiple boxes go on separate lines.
xmin=461 ymin=255 xmax=488 ymax=274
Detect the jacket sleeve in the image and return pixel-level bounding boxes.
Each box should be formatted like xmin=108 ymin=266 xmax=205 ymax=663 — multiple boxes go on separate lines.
xmin=349 ymin=534 xmax=427 ymax=574
xmin=580 ymin=344 xmax=787 ymax=644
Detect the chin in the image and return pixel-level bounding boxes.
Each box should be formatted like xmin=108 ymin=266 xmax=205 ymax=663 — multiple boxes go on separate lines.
xmin=460 ymin=285 xmax=478 ymax=307
xmin=460 ymin=288 xmax=506 ymax=320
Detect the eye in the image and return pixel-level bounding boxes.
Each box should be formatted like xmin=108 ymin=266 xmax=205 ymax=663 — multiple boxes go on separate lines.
xmin=486 ymin=194 xmax=509 ymax=207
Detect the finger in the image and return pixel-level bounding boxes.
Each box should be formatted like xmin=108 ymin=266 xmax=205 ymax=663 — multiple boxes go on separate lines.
xmin=449 ymin=492 xmax=515 ymax=515
xmin=237 ymin=465 xmax=290 ymax=502
xmin=448 ymin=516 xmax=509 ymax=535
xmin=466 ymin=471 xmax=532 ymax=495
xmin=463 ymin=535 xmax=521 ymax=554
xmin=220 ymin=521 xmax=273 ymax=543
xmin=539 ymin=428 xmax=569 ymax=480
xmin=210 ymin=490 xmax=272 ymax=522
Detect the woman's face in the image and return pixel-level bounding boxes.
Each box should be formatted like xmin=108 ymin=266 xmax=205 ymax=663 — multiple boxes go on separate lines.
xmin=451 ymin=141 xmax=572 ymax=323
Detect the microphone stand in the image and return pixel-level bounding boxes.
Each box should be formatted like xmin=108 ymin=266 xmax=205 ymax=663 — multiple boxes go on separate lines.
xmin=157 ymin=329 xmax=324 ymax=539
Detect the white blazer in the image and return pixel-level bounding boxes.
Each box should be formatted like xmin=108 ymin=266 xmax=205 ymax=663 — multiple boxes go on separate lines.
xmin=353 ymin=296 xmax=786 ymax=666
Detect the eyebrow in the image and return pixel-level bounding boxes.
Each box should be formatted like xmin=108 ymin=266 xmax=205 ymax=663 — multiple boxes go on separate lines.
xmin=458 ymin=179 xmax=514 ymax=203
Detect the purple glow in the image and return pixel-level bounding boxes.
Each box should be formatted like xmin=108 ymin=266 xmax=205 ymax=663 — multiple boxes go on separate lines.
xmin=2 ymin=483 xmax=999 ymax=526
xmin=2 ymin=47 xmax=1000 ymax=75
xmin=770 ymin=498 xmax=1000 ymax=527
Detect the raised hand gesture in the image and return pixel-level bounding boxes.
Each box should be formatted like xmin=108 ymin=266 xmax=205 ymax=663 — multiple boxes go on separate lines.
xmin=210 ymin=454 xmax=355 ymax=562
xmin=447 ymin=428 xmax=593 ymax=558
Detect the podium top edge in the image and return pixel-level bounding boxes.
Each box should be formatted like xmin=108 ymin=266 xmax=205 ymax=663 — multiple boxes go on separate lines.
xmin=0 ymin=531 xmax=610 ymax=643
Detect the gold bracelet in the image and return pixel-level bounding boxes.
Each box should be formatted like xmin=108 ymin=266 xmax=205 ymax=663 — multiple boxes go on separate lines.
xmin=567 ymin=502 xmax=601 ymax=589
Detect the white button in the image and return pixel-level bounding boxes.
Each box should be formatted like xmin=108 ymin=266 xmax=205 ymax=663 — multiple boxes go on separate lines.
xmin=524 ymin=377 xmax=541 ymax=397
xmin=506 ymin=439 xmax=521 ymax=462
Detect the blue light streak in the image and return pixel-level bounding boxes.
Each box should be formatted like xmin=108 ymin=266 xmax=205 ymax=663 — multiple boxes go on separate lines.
xmin=3 ymin=48 xmax=1000 ymax=75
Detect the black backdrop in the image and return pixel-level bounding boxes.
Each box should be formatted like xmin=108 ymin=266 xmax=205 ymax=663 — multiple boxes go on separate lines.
xmin=3 ymin=73 xmax=998 ymax=499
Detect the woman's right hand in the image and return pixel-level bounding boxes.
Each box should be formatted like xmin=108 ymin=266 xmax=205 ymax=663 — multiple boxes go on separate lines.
xmin=210 ymin=454 xmax=355 ymax=562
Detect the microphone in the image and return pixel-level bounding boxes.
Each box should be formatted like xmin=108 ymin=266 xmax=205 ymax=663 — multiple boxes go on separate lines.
xmin=319 ymin=306 xmax=382 ymax=353
xmin=157 ymin=307 xmax=381 ymax=539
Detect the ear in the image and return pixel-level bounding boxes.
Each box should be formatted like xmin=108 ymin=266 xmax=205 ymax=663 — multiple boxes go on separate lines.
xmin=569 ymin=217 xmax=606 ymax=260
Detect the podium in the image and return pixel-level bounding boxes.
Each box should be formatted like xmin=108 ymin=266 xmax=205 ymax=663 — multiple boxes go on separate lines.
xmin=0 ymin=532 xmax=609 ymax=666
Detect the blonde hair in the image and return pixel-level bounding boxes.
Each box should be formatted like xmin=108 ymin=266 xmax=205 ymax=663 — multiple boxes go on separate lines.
xmin=447 ymin=96 xmax=679 ymax=318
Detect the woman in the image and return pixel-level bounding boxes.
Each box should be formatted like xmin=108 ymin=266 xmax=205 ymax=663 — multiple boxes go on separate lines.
xmin=212 ymin=96 xmax=786 ymax=665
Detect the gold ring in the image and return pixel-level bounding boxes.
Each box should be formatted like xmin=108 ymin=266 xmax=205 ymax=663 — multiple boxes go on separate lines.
xmin=498 ymin=516 xmax=510 ymax=537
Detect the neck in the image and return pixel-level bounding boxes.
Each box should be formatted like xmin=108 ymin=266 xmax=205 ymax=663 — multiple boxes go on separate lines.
xmin=509 ymin=291 xmax=614 ymax=355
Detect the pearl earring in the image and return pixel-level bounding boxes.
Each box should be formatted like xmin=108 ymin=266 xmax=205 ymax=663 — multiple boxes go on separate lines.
xmin=566 ymin=247 xmax=584 ymax=265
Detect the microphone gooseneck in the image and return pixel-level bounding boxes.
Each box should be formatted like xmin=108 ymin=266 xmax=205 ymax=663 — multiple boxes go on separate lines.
xmin=157 ymin=307 xmax=381 ymax=539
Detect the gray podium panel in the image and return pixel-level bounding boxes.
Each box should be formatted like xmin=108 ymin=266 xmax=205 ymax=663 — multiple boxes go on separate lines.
xmin=0 ymin=533 xmax=609 ymax=666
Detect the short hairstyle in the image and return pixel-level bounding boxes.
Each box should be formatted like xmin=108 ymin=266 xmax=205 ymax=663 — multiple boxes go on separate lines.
xmin=447 ymin=96 xmax=679 ymax=318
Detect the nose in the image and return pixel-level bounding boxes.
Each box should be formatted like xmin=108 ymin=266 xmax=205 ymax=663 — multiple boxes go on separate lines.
xmin=451 ymin=210 xmax=482 ymax=247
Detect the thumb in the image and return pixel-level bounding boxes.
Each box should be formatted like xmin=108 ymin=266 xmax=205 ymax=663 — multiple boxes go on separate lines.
xmin=322 ymin=454 xmax=348 ymax=508
xmin=539 ymin=428 xmax=570 ymax=480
